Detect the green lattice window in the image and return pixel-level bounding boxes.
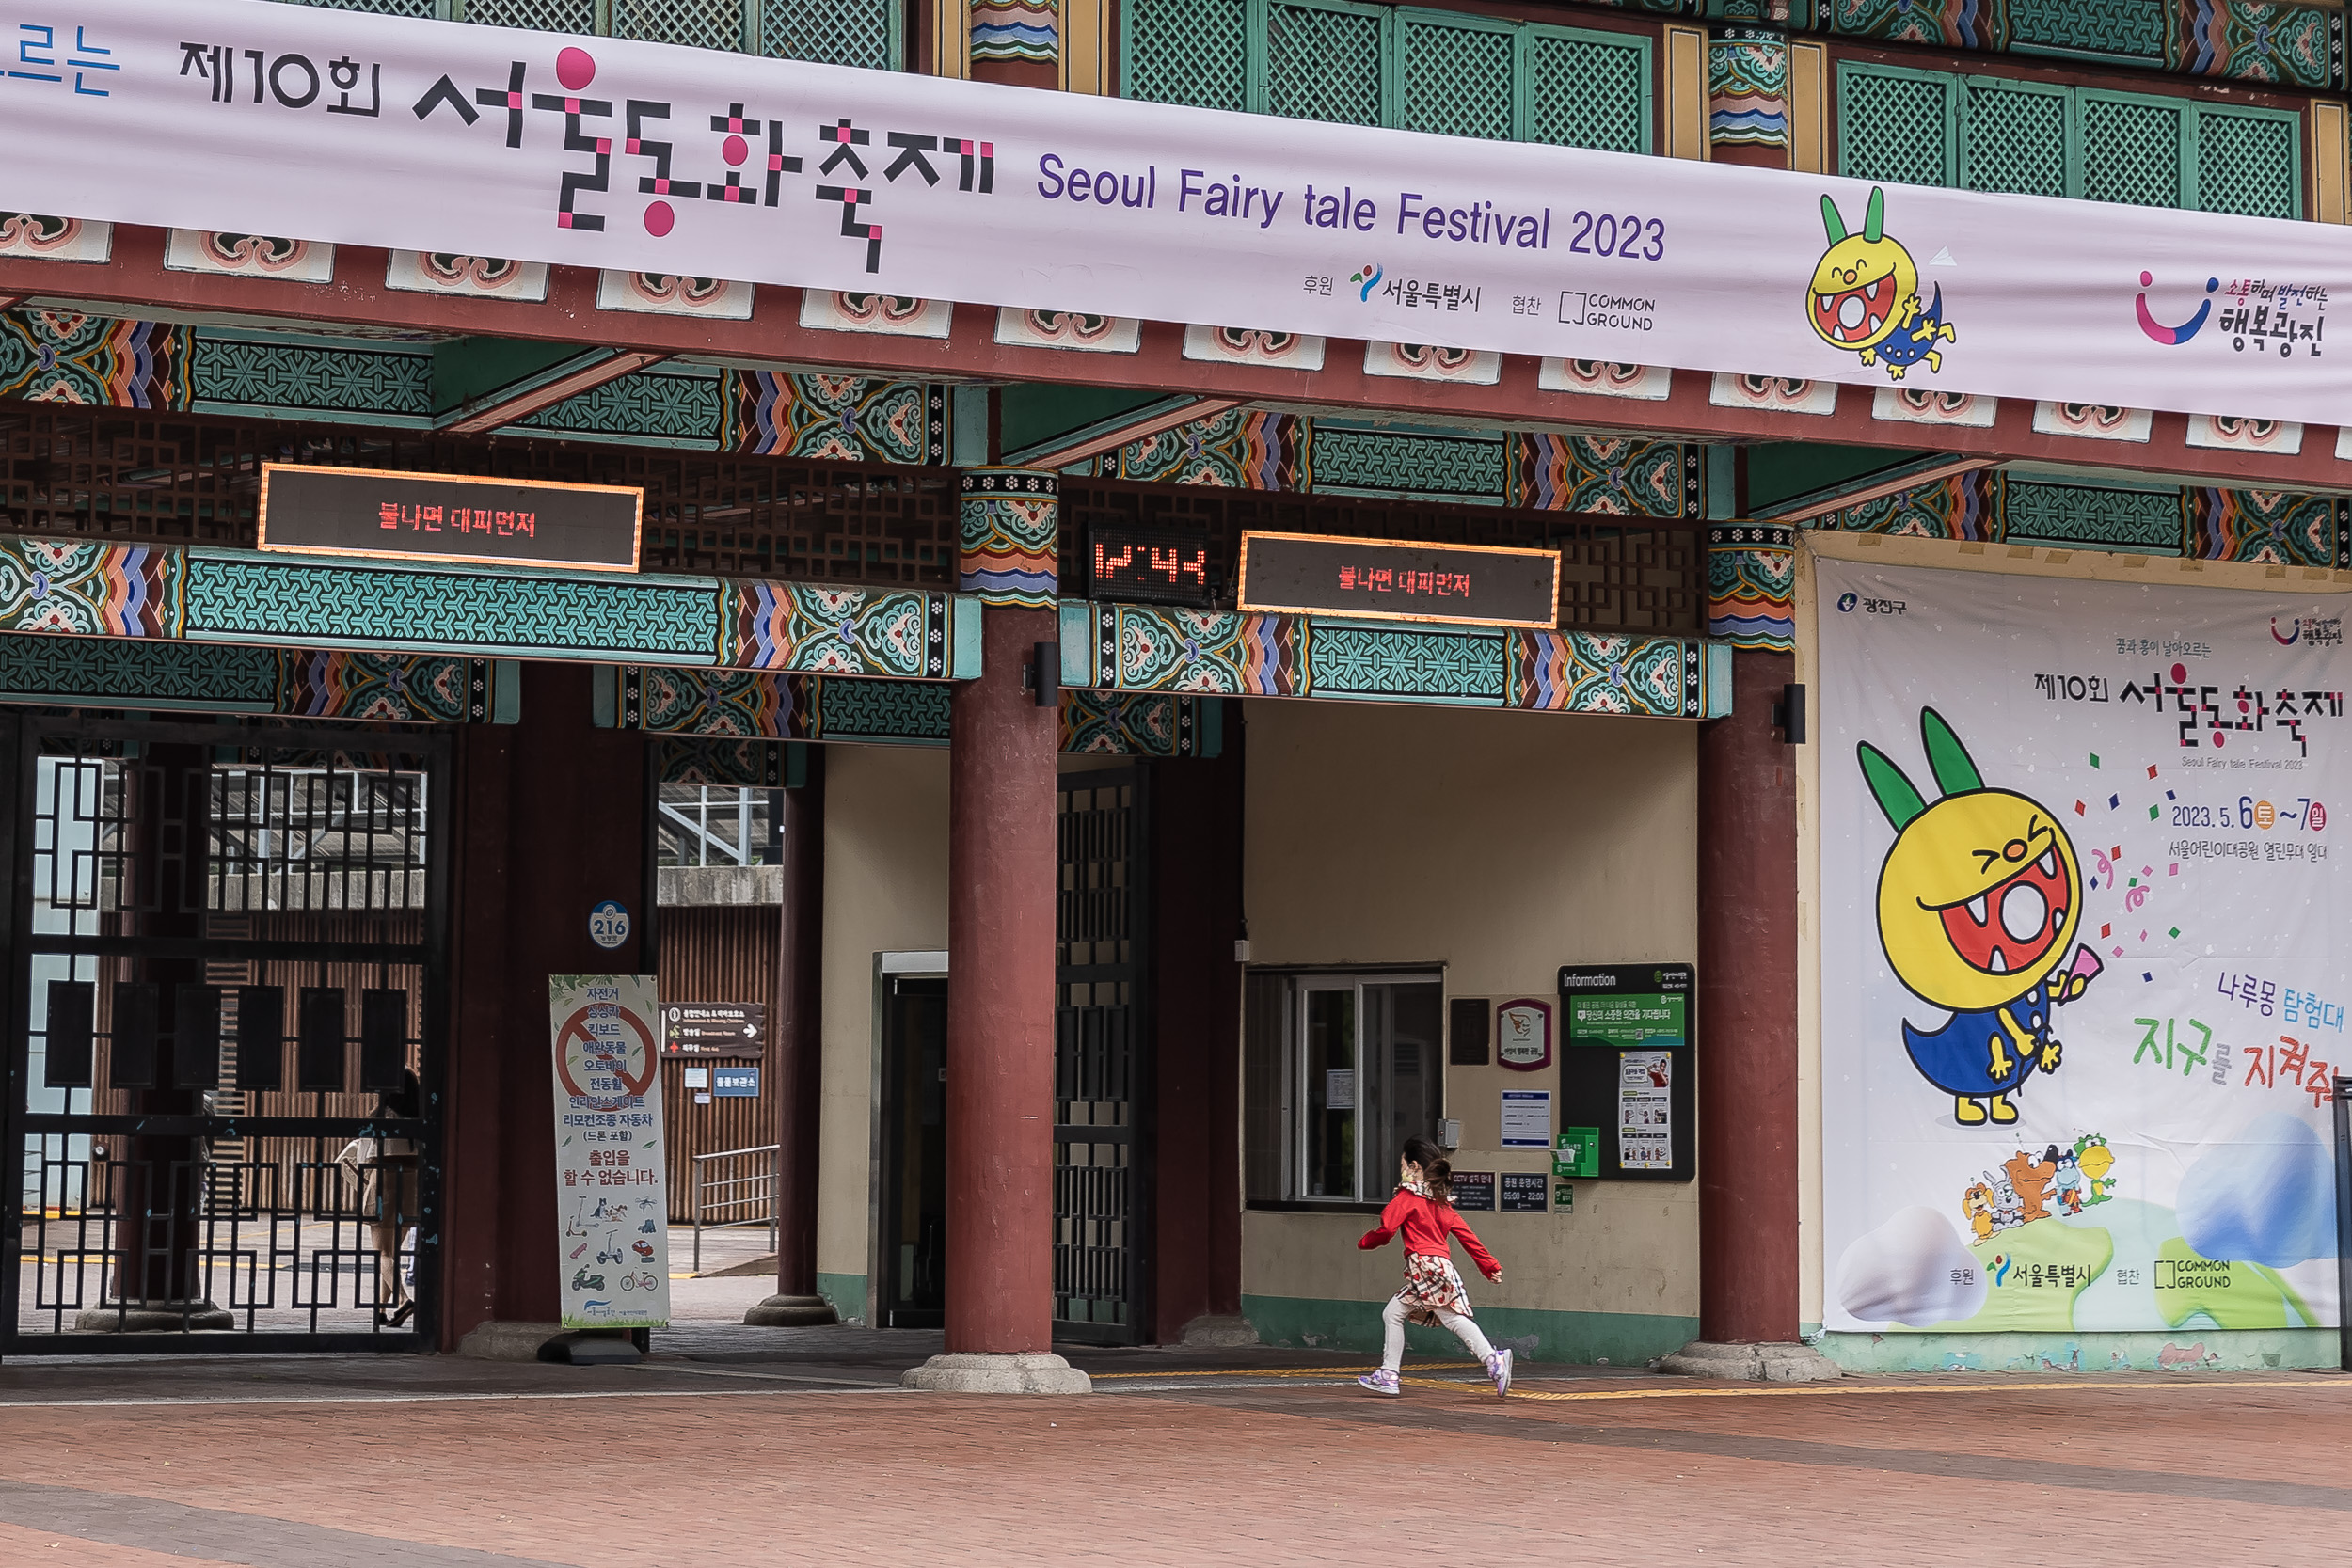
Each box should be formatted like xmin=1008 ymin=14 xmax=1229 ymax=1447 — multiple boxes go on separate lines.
xmin=2198 ymin=106 xmax=2303 ymax=219
xmin=2081 ymin=91 xmax=2189 ymax=207
xmin=1841 ymin=64 xmax=2299 ymax=219
xmin=1963 ymin=77 xmax=2071 ymax=198
xmin=1268 ymin=0 xmax=1385 ymax=127
xmin=280 ymin=0 xmax=445 ymax=16
xmin=1401 ymin=13 xmax=1514 ymax=141
xmin=1528 ymin=29 xmax=1649 ymax=153
xmin=1839 ymin=65 xmax=1957 ymax=187
xmin=1127 ymin=0 xmax=1251 ymax=111
xmin=462 ymin=0 xmax=601 ymax=31
xmin=1127 ymin=1 xmax=1649 ymax=152
xmin=764 ymin=0 xmax=899 ymax=71
xmin=613 ymin=0 xmax=744 ymax=51
xmin=454 ymin=0 xmax=899 ymax=67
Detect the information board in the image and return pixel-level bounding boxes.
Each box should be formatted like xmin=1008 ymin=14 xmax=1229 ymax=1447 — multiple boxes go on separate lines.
xmin=1500 ymin=1088 xmax=1552 ymax=1148
xmin=259 ymin=464 xmax=643 ymax=571
xmin=1451 ymin=1171 xmax=1496 ymax=1212
xmin=1555 ymin=963 xmax=1696 ymax=1182
xmin=1500 ymin=1172 xmax=1549 ymax=1213
xmin=663 ymin=1002 xmax=764 ymax=1058
xmin=1237 ymin=532 xmax=1559 ymax=628
xmin=548 ymin=974 xmax=671 ymax=1331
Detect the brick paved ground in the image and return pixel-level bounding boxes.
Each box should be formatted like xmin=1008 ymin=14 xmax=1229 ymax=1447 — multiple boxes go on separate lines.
xmin=0 ymin=1350 xmax=2344 ymax=1565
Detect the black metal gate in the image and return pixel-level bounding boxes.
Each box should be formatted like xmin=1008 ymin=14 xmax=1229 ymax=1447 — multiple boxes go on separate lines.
xmin=1053 ymin=768 xmax=1149 ymax=1343
xmin=1 ymin=711 xmax=448 ymax=1354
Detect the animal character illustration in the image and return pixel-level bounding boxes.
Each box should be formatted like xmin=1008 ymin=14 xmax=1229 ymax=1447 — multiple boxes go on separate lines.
xmin=1860 ymin=707 xmax=2102 ymax=1125
xmin=1961 ymin=1179 xmax=1997 ymax=1243
xmin=2050 ymin=1146 xmax=2086 ymax=1215
xmin=1991 ymin=1177 xmax=2023 ymax=1231
xmin=2074 ymin=1133 xmax=2118 ymax=1204
xmin=2004 ymin=1147 xmax=2058 ymax=1225
xmin=1807 ymin=187 xmax=1957 ymax=381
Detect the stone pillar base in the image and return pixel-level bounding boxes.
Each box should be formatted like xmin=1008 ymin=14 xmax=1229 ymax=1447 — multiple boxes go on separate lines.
xmin=455 ymin=1321 xmax=567 ymax=1361
xmin=1659 ymin=1340 xmax=1843 ymax=1383
xmin=900 ymin=1352 xmax=1091 ymax=1394
xmin=74 ymin=1301 xmax=233 ymax=1333
xmin=1176 ymin=1313 xmax=1260 ymax=1349
xmin=743 ymin=1293 xmax=839 ymax=1328
xmin=541 ymin=1330 xmax=643 ymax=1366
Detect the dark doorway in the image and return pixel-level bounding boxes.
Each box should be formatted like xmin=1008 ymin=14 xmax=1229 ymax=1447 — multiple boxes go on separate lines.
xmin=876 ymin=973 xmax=946 ymax=1329
xmin=2 ymin=712 xmax=448 ymax=1354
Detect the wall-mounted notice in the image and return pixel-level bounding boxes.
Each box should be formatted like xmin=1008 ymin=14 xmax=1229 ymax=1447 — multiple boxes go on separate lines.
xmin=549 ymin=974 xmax=671 ymax=1332
xmin=1496 ymin=998 xmax=1553 ymax=1070
xmin=1500 ymin=1172 xmax=1549 ymax=1212
xmin=1451 ymin=1171 xmax=1496 ymax=1212
xmin=1618 ymin=1050 xmax=1675 ymax=1172
xmin=1557 ymin=964 xmax=1696 ymax=1182
xmin=1500 ymin=1088 xmax=1552 ymax=1148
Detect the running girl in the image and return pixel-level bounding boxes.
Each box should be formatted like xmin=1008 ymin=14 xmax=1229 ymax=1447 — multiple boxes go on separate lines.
xmin=1356 ymin=1135 xmax=1510 ymax=1398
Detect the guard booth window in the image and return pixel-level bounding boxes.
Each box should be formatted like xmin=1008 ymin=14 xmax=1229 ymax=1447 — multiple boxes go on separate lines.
xmin=1244 ymin=973 xmax=1442 ymax=1205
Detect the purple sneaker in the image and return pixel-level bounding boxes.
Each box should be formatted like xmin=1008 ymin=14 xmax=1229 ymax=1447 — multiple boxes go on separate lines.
xmin=1356 ymin=1368 xmax=1401 ymax=1396
xmin=1487 ymin=1349 xmax=1513 ymax=1398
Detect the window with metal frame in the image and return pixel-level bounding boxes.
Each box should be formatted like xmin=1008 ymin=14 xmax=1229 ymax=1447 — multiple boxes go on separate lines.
xmin=1840 ymin=62 xmax=2302 ymax=220
xmin=1243 ymin=972 xmax=1444 ymax=1206
xmin=1127 ymin=0 xmax=1652 ymax=155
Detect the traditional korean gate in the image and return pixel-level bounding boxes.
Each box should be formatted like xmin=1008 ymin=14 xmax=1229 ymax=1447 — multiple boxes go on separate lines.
xmin=1053 ymin=768 xmax=1150 ymax=1343
xmin=1 ymin=711 xmax=448 ymax=1354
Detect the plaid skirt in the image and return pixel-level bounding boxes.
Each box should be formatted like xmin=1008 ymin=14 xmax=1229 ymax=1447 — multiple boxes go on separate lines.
xmin=1397 ymin=1251 xmax=1473 ymax=1327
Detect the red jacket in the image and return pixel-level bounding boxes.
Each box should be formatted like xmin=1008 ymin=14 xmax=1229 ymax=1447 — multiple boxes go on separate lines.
xmin=1359 ymin=1187 xmax=1501 ymax=1277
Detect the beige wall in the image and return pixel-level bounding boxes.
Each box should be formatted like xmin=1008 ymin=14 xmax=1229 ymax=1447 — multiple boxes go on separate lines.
xmin=1242 ymin=698 xmax=1701 ymax=1321
xmin=815 ymin=745 xmax=951 ymax=1294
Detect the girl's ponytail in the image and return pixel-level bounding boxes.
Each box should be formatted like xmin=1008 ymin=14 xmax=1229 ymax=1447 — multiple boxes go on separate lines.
xmin=1402 ymin=1134 xmax=1454 ymax=1204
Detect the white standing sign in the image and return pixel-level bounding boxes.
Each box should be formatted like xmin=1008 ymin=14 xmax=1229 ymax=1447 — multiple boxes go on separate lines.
xmin=1820 ymin=559 xmax=2344 ymax=1339
xmin=549 ymin=974 xmax=671 ymax=1331
xmin=8 ymin=0 xmax=2352 ymax=422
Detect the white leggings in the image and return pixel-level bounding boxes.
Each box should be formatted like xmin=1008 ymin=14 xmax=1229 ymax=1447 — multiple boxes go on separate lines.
xmin=1382 ymin=1291 xmax=1495 ymax=1371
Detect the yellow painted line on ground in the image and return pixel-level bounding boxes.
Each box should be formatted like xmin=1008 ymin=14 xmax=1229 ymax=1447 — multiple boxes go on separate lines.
xmin=1090 ymin=1362 xmax=1479 ymax=1381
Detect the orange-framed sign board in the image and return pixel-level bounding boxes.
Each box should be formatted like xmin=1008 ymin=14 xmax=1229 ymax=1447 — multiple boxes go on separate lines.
xmin=258 ymin=464 xmax=644 ymax=573
xmin=1235 ymin=531 xmax=1559 ymax=628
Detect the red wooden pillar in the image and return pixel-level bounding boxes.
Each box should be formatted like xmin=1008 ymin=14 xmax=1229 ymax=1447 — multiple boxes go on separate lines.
xmin=1679 ymin=645 xmax=1838 ymax=1380
xmin=747 ymin=746 xmax=835 ymax=1325
xmin=903 ymin=468 xmax=1088 ymax=1392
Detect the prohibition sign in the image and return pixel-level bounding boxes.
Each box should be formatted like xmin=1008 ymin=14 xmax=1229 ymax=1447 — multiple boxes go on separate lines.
xmin=556 ymin=1004 xmax=658 ymax=1109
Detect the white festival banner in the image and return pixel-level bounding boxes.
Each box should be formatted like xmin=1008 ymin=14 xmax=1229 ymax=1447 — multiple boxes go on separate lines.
xmin=548 ymin=974 xmax=671 ymax=1331
xmin=1820 ymin=559 xmax=2345 ymax=1343
xmin=6 ymin=0 xmax=2352 ymax=422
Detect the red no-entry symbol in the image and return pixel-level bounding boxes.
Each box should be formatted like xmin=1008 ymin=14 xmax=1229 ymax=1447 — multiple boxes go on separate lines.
xmin=556 ymin=1004 xmax=657 ymax=1108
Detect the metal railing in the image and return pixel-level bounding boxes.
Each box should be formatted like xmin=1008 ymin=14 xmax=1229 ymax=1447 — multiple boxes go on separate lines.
xmin=691 ymin=1142 xmax=779 ymax=1275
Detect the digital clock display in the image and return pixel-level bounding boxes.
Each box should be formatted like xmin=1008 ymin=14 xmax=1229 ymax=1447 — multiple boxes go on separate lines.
xmin=1088 ymin=519 xmax=1215 ymax=606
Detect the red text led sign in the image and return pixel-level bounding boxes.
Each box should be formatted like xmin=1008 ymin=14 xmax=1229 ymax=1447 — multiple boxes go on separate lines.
xmin=1236 ymin=531 xmax=1559 ymax=627
xmin=1088 ymin=518 xmax=1214 ymax=607
xmin=259 ymin=464 xmax=644 ymax=572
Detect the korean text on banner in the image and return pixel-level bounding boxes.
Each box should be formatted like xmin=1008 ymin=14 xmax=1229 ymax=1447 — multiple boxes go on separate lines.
xmin=549 ymin=974 xmax=671 ymax=1331
xmin=7 ymin=0 xmax=2352 ymax=423
xmin=1820 ymin=559 xmax=2344 ymax=1340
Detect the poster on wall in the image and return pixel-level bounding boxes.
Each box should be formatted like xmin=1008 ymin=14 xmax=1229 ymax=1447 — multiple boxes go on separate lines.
xmin=549 ymin=974 xmax=672 ymax=1332
xmin=1820 ymin=560 xmax=2344 ymax=1339
xmin=1617 ymin=1051 xmax=1674 ymax=1172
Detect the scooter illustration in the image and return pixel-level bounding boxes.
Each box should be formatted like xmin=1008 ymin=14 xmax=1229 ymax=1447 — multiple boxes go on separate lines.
xmin=571 ymin=1267 xmax=606 ymax=1292
xmin=596 ymin=1237 xmax=625 ymax=1265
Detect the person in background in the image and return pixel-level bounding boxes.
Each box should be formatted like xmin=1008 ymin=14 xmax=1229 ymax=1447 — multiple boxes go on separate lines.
xmin=1356 ymin=1134 xmax=1510 ymax=1398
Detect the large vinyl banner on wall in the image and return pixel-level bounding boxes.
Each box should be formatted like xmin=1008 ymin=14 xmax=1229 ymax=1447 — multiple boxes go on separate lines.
xmin=6 ymin=0 xmax=2352 ymax=421
xmin=1820 ymin=559 xmax=2344 ymax=1340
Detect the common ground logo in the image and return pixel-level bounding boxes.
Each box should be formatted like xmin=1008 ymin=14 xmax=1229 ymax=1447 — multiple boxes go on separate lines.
xmin=2136 ymin=270 xmax=2217 ymax=345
